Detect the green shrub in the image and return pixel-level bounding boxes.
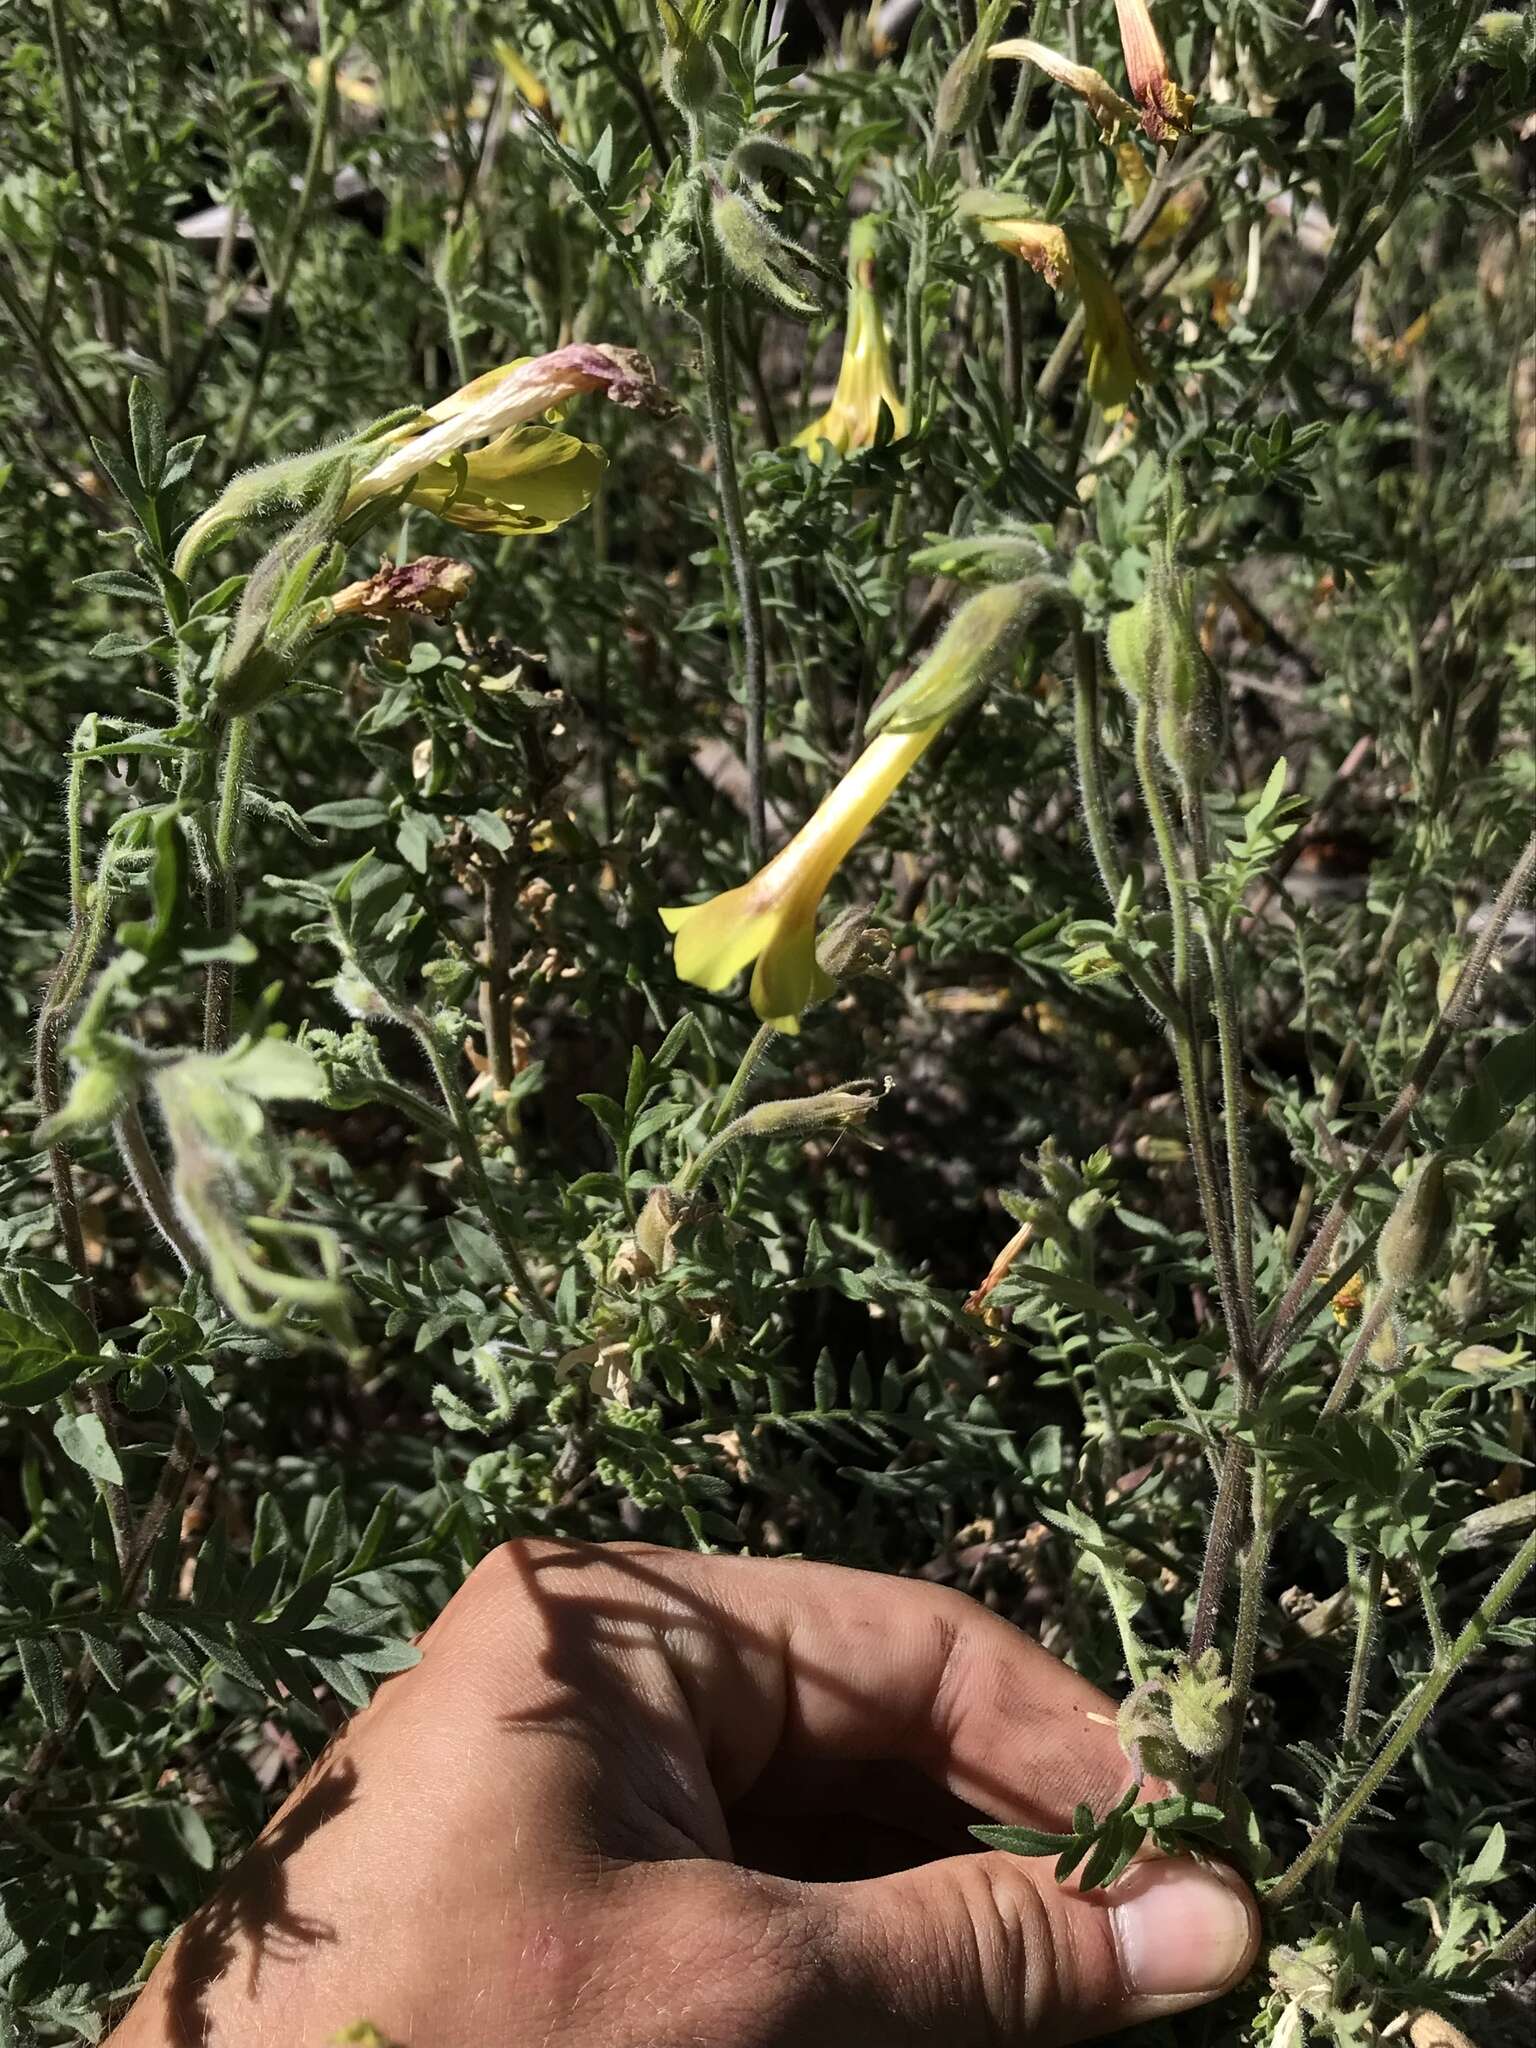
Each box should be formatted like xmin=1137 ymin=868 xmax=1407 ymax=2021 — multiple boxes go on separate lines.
xmin=1 ymin=1 xmax=1533 ymax=2040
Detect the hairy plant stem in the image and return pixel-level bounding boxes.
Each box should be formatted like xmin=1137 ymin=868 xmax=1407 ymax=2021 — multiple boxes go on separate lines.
xmin=1218 ymin=1448 xmax=1272 ymax=1802
xmin=694 ymin=185 xmax=768 ymax=865
xmin=1487 ymin=1902 xmax=1536 ymax=1968
xmin=1133 ymin=705 xmax=1248 ymax=1381
xmin=226 ymin=11 xmax=338 ymax=471
xmin=1320 ymin=1281 xmax=1399 ymax=1419
xmin=414 ymin=1019 xmax=540 ymax=1304
xmin=1267 ymin=1529 xmax=1536 ymax=1906
xmin=1262 ymin=827 xmax=1536 ymax=1375
xmin=710 ymin=1021 xmax=776 ymax=1136
xmin=1181 ymin=775 xmax=1258 ymax=1364
xmin=1341 ymin=1548 xmax=1384 ymax=1749
xmin=35 ymin=847 xmax=132 ymax=1566
xmin=112 ymin=1099 xmax=197 ymax=1274
xmin=1189 ymin=1428 xmax=1252 ymax=1662
xmin=200 ymin=714 xmax=252 ymax=1055
xmin=1070 ymin=637 xmax=1177 ymax=1022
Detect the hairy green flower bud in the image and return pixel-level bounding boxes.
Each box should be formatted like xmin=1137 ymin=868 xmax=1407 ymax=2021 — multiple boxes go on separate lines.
xmin=1377 ymin=1156 xmax=1454 ymax=1290
xmin=934 ymin=44 xmax=988 ymax=144
xmin=909 ymin=523 xmax=1056 ymax=586
xmin=1446 ymin=1243 xmax=1490 ymax=1323
xmin=1166 ymin=1648 xmax=1233 ymax=1762
xmin=1107 ymin=465 xmax=1220 ymax=778
xmin=732 ymin=1080 xmax=887 ymax=1142
xmin=1116 ymin=1681 xmax=1190 ymax=1787
xmin=710 ymin=191 xmax=819 ymax=320
xmin=661 ymin=38 xmax=725 ymax=113
xmin=1105 ymin=593 xmax=1155 ymax=702
xmin=866 ymin=575 xmax=1071 ymax=737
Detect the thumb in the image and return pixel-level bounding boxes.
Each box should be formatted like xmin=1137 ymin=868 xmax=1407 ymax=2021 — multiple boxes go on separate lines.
xmin=810 ymin=1848 xmax=1259 ymax=2046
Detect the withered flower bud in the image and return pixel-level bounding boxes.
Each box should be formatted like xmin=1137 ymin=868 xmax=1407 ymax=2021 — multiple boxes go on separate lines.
xmin=331 ymin=556 xmax=474 ymax=620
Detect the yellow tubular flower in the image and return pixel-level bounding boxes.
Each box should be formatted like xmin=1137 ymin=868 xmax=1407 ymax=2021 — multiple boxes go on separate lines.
xmin=494 ymin=41 xmax=551 ymax=112
xmin=663 ymin=578 xmax=1052 ymax=1031
xmin=987 ymin=39 xmax=1136 ymax=141
xmin=1075 ymin=244 xmax=1150 ymax=413
xmin=1115 ymin=140 xmax=1152 ymax=204
xmin=960 ymin=198 xmax=1148 ymax=413
xmin=793 ymin=217 xmax=908 ymax=462
xmin=345 ymin=344 xmax=657 ymax=534
xmin=1113 ymin=0 xmax=1196 ymax=142
xmin=663 ymin=720 xmax=943 ymax=1032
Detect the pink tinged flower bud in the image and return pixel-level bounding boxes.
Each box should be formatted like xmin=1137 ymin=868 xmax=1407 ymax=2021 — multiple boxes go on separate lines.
xmin=1113 ymin=0 xmax=1196 ymax=143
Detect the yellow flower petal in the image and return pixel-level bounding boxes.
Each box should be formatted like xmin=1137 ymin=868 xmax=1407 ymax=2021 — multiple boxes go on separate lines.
xmin=750 ymin=917 xmax=832 ymax=1035
xmin=662 ymin=893 xmax=781 ymax=993
xmin=404 ymin=425 xmax=605 ymax=535
xmin=1075 ymin=248 xmax=1150 ymax=412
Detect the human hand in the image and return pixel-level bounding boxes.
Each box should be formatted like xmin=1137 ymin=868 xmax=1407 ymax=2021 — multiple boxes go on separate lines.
xmin=112 ymin=1540 xmax=1258 ymax=2047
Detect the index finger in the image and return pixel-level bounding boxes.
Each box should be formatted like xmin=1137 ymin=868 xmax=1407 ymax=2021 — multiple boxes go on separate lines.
xmin=443 ymin=1540 xmax=1135 ymax=1832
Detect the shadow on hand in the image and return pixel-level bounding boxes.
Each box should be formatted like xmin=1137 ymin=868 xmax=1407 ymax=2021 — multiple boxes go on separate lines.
xmin=489 ymin=1540 xmax=1127 ymax=1883
xmin=159 ymin=1751 xmax=356 ymax=2043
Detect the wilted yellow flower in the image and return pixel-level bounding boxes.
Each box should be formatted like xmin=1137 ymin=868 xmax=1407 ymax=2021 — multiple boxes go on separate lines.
xmin=1113 ymin=0 xmax=1196 ymax=142
xmin=663 ymin=720 xmax=941 ymax=1032
xmin=330 ymin=556 xmax=474 ymax=619
xmin=346 ymin=344 xmax=660 ymax=535
xmin=975 ymin=213 xmax=1075 ymax=289
xmin=987 ymin=39 xmax=1136 ymax=141
xmin=959 ymin=198 xmax=1148 ymax=412
xmin=793 ymin=217 xmax=908 ymax=461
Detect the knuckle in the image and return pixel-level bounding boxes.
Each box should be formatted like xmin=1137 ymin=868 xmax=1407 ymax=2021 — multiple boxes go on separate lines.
xmin=956 ymin=1854 xmax=1058 ymax=2042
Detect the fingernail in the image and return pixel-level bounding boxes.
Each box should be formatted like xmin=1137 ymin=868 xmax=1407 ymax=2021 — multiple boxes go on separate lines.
xmin=1112 ymin=1859 xmax=1255 ymax=2000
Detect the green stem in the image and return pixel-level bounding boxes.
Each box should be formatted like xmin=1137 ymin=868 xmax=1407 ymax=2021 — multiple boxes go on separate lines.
xmin=1073 ymin=630 xmax=1124 ymax=908
xmin=1182 ymin=775 xmax=1257 ymax=1364
xmin=202 ymin=714 xmax=253 ymax=1055
xmin=112 ymin=1099 xmax=198 ymax=1274
xmin=1487 ymin=1903 xmax=1536 ymax=1969
xmin=710 ymin=1022 xmax=776 ymax=1136
xmin=225 ymin=12 xmax=338 ymax=471
xmin=1320 ymin=1281 xmax=1399 ymax=1419
xmin=1341 ymin=1549 xmax=1383 ymax=1749
xmin=1218 ymin=1447 xmax=1272 ymax=1800
xmin=1070 ymin=636 xmax=1177 ymax=1022
xmin=1134 ymin=705 xmax=1247 ymax=1379
xmin=415 ymin=1022 xmax=540 ymax=1304
xmin=1189 ymin=1424 xmax=1252 ymax=1661
xmin=695 ymin=185 xmax=768 ymax=865
xmin=1267 ymin=1529 xmax=1536 ymax=1907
